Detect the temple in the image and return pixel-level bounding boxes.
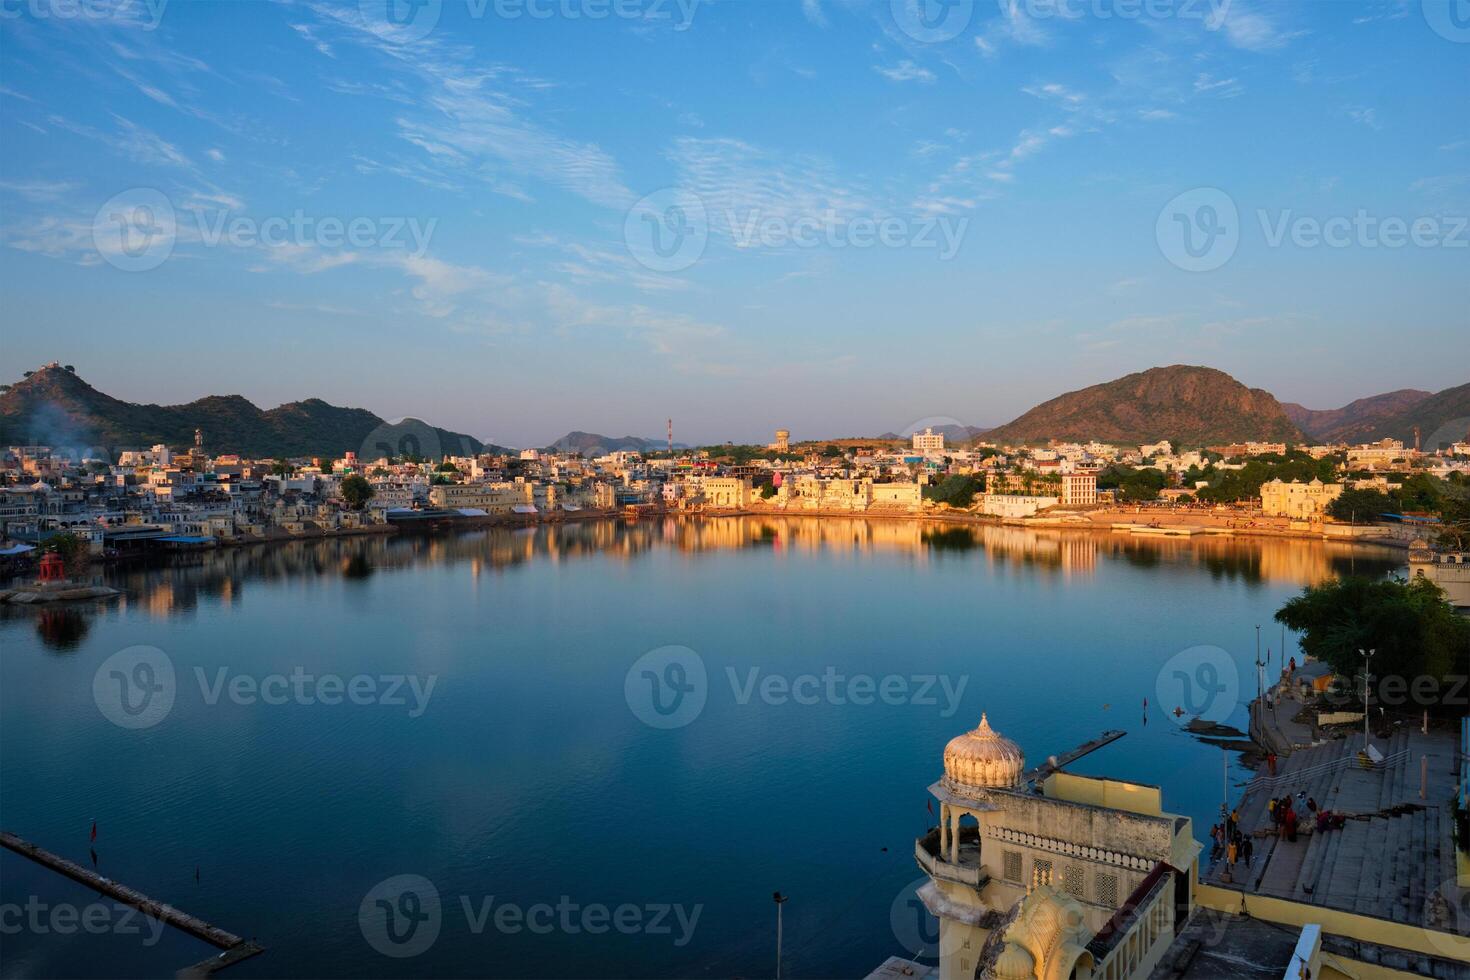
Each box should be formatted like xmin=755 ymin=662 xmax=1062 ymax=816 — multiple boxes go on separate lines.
xmin=870 ymin=712 xmax=1470 ymax=980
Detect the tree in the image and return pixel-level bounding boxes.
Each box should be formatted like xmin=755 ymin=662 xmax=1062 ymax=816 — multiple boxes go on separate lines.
xmin=1096 ymin=465 xmax=1167 ymax=502
xmin=759 ymin=482 xmax=778 ymax=499
xmin=1275 ymin=575 xmax=1470 ymax=714
xmin=42 ymin=531 xmax=90 ymax=577
xmin=923 ymin=475 xmax=981 ymax=508
xmin=1326 ymin=488 xmax=1394 ymax=523
xmin=339 ymin=474 xmax=374 ymax=510
xmin=436 ymin=460 xmax=459 ymax=473
xmin=821 ymin=444 xmax=844 ymax=458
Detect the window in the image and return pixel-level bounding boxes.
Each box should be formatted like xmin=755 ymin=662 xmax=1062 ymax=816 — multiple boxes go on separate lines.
xmin=1033 ymin=858 xmax=1053 ymax=885
xmin=1063 ymin=865 xmax=1084 ymax=899
xmin=1096 ymin=872 xmax=1119 ymax=908
xmin=1003 ymin=850 xmax=1022 ymax=883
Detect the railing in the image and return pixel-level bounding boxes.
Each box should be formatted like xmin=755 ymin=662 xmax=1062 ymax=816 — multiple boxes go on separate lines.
xmin=914 ymin=828 xmax=989 ymax=888
xmin=1249 ymin=748 xmax=1409 ymax=791
xmin=1086 ymin=863 xmax=1175 ymax=980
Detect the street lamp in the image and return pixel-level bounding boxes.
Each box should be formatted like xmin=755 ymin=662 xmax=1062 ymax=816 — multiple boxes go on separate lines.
xmin=773 ymin=891 xmax=789 ymax=980
xmin=1358 ymin=648 xmax=1375 ymax=750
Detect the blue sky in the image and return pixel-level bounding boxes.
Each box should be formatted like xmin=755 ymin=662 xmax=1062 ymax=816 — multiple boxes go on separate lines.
xmin=2 ymin=0 xmax=1466 ymax=447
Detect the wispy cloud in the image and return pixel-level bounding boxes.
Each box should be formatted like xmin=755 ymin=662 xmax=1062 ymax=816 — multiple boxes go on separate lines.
xmin=875 ymin=60 xmax=935 ymax=84
xmin=1217 ymin=2 xmax=1306 ymax=51
xmin=301 ymin=2 xmax=633 ymax=209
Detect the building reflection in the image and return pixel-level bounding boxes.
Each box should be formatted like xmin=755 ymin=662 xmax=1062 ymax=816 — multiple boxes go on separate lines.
xmin=2 ymin=518 xmax=1405 ymax=627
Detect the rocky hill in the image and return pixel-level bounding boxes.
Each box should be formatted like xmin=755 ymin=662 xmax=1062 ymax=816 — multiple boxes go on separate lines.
xmin=1359 ymin=382 xmax=1470 ymax=448
xmin=1281 ymin=389 xmax=1433 ymax=443
xmin=0 ymin=365 xmax=486 ymax=459
xmin=985 ymin=366 xmax=1306 ymax=447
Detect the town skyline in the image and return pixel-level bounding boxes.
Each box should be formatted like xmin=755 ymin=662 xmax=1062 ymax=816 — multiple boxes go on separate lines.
xmin=5 ymin=358 xmax=1466 ymax=452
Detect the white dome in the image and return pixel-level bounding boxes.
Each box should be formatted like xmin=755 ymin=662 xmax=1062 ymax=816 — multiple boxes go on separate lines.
xmin=944 ymin=713 xmax=1025 ymax=793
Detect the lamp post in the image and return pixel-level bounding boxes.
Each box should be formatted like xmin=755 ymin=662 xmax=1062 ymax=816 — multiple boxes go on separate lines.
xmin=773 ymin=891 xmax=788 ymax=980
xmin=1358 ymin=648 xmax=1375 ymax=750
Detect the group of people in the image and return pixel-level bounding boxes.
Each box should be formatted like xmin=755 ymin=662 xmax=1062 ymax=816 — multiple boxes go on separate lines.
xmin=1270 ymin=790 xmax=1350 ymax=840
xmin=1210 ymin=807 xmax=1255 ymax=868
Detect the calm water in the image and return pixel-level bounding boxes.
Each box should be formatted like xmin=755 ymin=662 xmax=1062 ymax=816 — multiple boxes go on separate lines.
xmin=0 ymin=518 xmax=1403 ymax=978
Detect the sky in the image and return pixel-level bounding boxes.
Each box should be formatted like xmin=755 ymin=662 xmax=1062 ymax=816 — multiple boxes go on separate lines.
xmin=1 ymin=0 xmax=1467 ymax=448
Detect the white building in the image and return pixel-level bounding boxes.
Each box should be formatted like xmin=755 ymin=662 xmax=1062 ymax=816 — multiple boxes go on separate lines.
xmin=1061 ymin=472 xmax=1098 ymax=507
xmin=914 ymin=428 xmax=946 ymax=453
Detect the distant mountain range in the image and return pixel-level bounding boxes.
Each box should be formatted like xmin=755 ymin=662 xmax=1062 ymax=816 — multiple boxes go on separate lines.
xmin=984 ymin=366 xmax=1307 ymax=446
xmin=542 ymin=431 xmax=685 ymax=455
xmin=1281 ymin=389 xmax=1433 ymax=443
xmin=1361 ymin=382 xmax=1470 ymax=448
xmin=0 ymin=365 xmax=489 ymax=459
xmin=5 ymin=364 xmax=1465 ymax=460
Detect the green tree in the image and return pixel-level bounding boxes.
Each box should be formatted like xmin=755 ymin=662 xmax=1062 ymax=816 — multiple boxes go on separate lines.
xmin=339 ymin=474 xmax=374 ymax=510
xmin=42 ymin=531 xmax=89 ymax=577
xmin=759 ymin=482 xmax=778 ymax=499
xmin=1326 ymin=488 xmax=1395 ymax=523
xmin=1096 ymin=465 xmax=1167 ymax=502
xmin=923 ymin=475 xmax=981 ymax=508
xmin=1274 ymin=576 xmax=1470 ymax=713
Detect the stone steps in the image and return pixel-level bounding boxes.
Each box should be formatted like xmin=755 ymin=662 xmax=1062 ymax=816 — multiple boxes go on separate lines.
xmin=1353 ymin=813 xmax=1393 ymax=916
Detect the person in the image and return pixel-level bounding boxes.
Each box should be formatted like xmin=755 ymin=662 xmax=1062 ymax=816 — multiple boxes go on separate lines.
xmin=1267 ymin=752 xmax=1277 ymax=776
xmin=1242 ymin=836 xmax=1254 ymax=866
xmin=1268 ymin=798 xmax=1277 ymax=822
xmin=1284 ymin=804 xmax=1298 ymax=843
xmin=1227 ymin=837 xmax=1238 ymax=866
xmin=1306 ymin=796 xmax=1317 ymax=813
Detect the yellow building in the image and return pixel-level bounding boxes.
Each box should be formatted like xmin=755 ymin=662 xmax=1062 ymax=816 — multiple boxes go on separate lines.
xmin=1259 ymin=478 xmax=1343 ymax=519
xmin=700 ymin=477 xmax=752 ymax=509
xmin=428 ymin=481 xmax=532 ymax=513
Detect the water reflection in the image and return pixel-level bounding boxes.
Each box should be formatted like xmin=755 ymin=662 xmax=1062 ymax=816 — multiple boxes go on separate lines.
xmin=2 ymin=518 xmax=1404 ymax=628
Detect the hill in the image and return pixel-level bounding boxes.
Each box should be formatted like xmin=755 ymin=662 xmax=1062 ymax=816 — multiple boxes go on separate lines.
xmin=0 ymin=365 xmax=486 ymax=459
xmin=876 ymin=423 xmax=992 ymax=444
xmin=1281 ymin=389 xmax=1433 ymax=443
xmin=1359 ymin=382 xmax=1470 ymax=448
xmin=985 ymin=366 xmax=1306 ymax=447
xmin=543 ymin=431 xmax=682 ymax=455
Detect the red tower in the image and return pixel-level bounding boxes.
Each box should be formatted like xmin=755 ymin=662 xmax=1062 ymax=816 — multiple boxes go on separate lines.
xmin=38 ymin=551 xmax=66 ymax=583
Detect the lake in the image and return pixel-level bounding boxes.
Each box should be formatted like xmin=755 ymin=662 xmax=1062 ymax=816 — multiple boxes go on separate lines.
xmin=0 ymin=518 xmax=1404 ymax=978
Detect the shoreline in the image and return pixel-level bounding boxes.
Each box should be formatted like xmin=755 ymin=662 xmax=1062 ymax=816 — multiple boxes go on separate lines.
xmin=8 ymin=504 xmax=1408 ymax=578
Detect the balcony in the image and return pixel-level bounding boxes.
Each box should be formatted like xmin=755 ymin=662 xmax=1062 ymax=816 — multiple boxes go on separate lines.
xmin=915 ymin=827 xmax=990 ymax=889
